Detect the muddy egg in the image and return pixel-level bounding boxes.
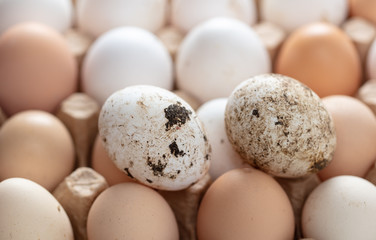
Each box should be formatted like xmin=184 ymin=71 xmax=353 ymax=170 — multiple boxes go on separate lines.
xmin=98 ymin=85 xmax=211 ymax=191
xmin=225 ymin=74 xmax=336 ymax=178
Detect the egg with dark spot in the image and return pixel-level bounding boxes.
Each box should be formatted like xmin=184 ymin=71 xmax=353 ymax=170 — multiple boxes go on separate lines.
xmin=225 ymin=74 xmax=336 ymax=177
xmin=99 ymin=85 xmax=211 ymax=190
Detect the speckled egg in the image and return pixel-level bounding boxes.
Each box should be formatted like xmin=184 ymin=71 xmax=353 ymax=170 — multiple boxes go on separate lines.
xmin=98 ymin=85 xmax=211 ymax=191
xmin=225 ymin=74 xmax=336 ymax=178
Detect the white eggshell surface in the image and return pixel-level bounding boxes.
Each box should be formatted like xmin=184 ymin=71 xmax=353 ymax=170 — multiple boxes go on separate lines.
xmin=0 ymin=178 xmax=73 ymax=240
xmin=99 ymin=85 xmax=211 ymax=191
xmin=302 ymin=176 xmax=376 ymax=240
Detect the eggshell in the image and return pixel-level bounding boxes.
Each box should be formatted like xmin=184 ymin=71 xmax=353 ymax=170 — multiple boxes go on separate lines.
xmin=349 ymin=0 xmax=376 ymax=25
xmin=87 ymin=182 xmax=179 ymax=240
xmin=0 ymin=178 xmax=74 ymax=239
xmin=197 ymin=168 xmax=295 ymax=240
xmin=77 ymin=0 xmax=168 ymax=38
xmin=0 ymin=0 xmax=72 ymax=34
xmin=197 ymin=98 xmax=245 ymax=180
xmin=98 ymin=85 xmax=211 ymax=191
xmin=0 ymin=22 xmax=78 ymax=116
xmin=260 ymin=0 xmax=348 ymax=32
xmin=82 ymin=27 xmax=173 ymax=106
xmin=225 ymin=74 xmax=336 ymax=178
xmin=0 ymin=110 xmax=75 ymax=191
xmin=91 ymin=134 xmax=134 ymax=186
xmin=366 ymin=38 xmax=376 ymax=80
xmin=318 ymin=95 xmax=376 ymax=181
xmin=176 ymin=17 xmax=271 ymax=103
xmin=302 ymin=176 xmax=376 ymax=240
xmin=171 ymin=0 xmax=257 ymax=33
xmin=275 ymin=22 xmax=362 ymax=98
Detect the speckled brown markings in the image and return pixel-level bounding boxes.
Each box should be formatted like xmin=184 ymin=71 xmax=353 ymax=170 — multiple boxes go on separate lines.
xmin=147 ymin=157 xmax=167 ymax=177
xmin=169 ymin=140 xmax=185 ymax=157
xmin=164 ymin=102 xmax=192 ymax=131
xmin=123 ymin=168 xmax=134 ymax=178
xmin=225 ymin=74 xmax=336 ymax=177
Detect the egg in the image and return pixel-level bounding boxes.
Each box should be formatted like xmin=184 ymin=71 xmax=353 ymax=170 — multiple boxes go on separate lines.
xmin=197 ymin=168 xmax=295 ymax=240
xmin=91 ymin=134 xmax=134 ymax=186
xmin=0 ymin=178 xmax=73 ymax=239
xmin=176 ymin=17 xmax=271 ymax=103
xmin=366 ymin=38 xmax=376 ymax=80
xmin=0 ymin=110 xmax=75 ymax=191
xmin=87 ymin=182 xmax=179 ymax=240
xmin=82 ymin=27 xmax=173 ymax=106
xmin=260 ymin=0 xmax=348 ymax=32
xmin=98 ymin=85 xmax=211 ymax=191
xmin=225 ymin=74 xmax=336 ymax=178
xmin=171 ymin=0 xmax=257 ymax=33
xmin=0 ymin=22 xmax=78 ymax=116
xmin=349 ymin=0 xmax=376 ymax=25
xmin=77 ymin=0 xmax=168 ymax=38
xmin=196 ymin=98 xmax=245 ymax=180
xmin=275 ymin=22 xmax=362 ymax=98
xmin=302 ymin=175 xmax=376 ymax=240
xmin=0 ymin=0 xmax=73 ymax=34
xmin=318 ymin=95 xmax=376 ymax=181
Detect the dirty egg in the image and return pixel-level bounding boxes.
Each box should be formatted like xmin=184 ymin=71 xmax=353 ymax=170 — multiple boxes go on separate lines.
xmin=225 ymin=73 xmax=336 ymax=178
xmin=98 ymin=85 xmax=211 ymax=191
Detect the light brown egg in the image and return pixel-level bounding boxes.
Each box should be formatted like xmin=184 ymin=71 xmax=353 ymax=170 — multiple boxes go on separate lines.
xmin=0 ymin=110 xmax=75 ymax=191
xmin=349 ymin=0 xmax=376 ymax=25
xmin=197 ymin=168 xmax=295 ymax=240
xmin=91 ymin=135 xmax=134 ymax=186
xmin=0 ymin=22 xmax=77 ymax=116
xmin=275 ymin=22 xmax=362 ymax=98
xmin=318 ymin=95 xmax=376 ymax=181
xmin=87 ymin=182 xmax=179 ymax=240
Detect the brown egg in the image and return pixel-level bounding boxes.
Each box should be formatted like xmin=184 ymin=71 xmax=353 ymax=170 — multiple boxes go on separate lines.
xmin=275 ymin=22 xmax=362 ymax=98
xmin=350 ymin=0 xmax=376 ymax=25
xmin=197 ymin=168 xmax=295 ymax=240
xmin=318 ymin=95 xmax=376 ymax=181
xmin=91 ymin=135 xmax=134 ymax=186
xmin=0 ymin=22 xmax=77 ymax=116
xmin=0 ymin=110 xmax=75 ymax=191
xmin=87 ymin=182 xmax=179 ymax=240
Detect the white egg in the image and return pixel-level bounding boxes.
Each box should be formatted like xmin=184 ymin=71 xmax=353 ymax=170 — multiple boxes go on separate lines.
xmin=98 ymin=85 xmax=211 ymax=191
xmin=367 ymin=38 xmax=376 ymax=80
xmin=197 ymin=98 xmax=244 ymax=180
xmin=171 ymin=0 xmax=257 ymax=33
xmin=260 ymin=0 xmax=348 ymax=32
xmin=77 ymin=0 xmax=168 ymax=38
xmin=0 ymin=0 xmax=73 ymax=34
xmin=0 ymin=178 xmax=73 ymax=240
xmin=302 ymin=176 xmax=376 ymax=240
xmin=176 ymin=17 xmax=271 ymax=103
xmin=82 ymin=27 xmax=173 ymax=106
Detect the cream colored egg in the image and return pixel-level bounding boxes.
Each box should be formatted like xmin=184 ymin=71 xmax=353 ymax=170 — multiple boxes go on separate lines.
xmin=0 ymin=178 xmax=73 ymax=239
xmin=99 ymin=85 xmax=211 ymax=191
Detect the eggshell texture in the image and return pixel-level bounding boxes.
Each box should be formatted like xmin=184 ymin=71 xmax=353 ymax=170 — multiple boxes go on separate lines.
xmin=197 ymin=98 xmax=245 ymax=180
xmin=77 ymin=0 xmax=167 ymax=38
xmin=91 ymin=135 xmax=134 ymax=186
xmin=318 ymin=96 xmax=376 ymax=181
xmin=171 ymin=0 xmax=257 ymax=33
xmin=98 ymin=85 xmax=211 ymax=191
xmin=260 ymin=0 xmax=348 ymax=32
xmin=0 ymin=178 xmax=74 ymax=239
xmin=0 ymin=22 xmax=77 ymax=116
xmin=197 ymin=168 xmax=295 ymax=240
xmin=350 ymin=0 xmax=376 ymax=25
xmin=225 ymin=74 xmax=336 ymax=178
xmin=87 ymin=182 xmax=179 ymax=240
xmin=275 ymin=22 xmax=362 ymax=98
xmin=367 ymin=38 xmax=376 ymax=80
xmin=176 ymin=17 xmax=271 ymax=103
xmin=82 ymin=27 xmax=173 ymax=106
xmin=302 ymin=176 xmax=376 ymax=240
xmin=0 ymin=0 xmax=72 ymax=34
xmin=0 ymin=110 xmax=75 ymax=191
